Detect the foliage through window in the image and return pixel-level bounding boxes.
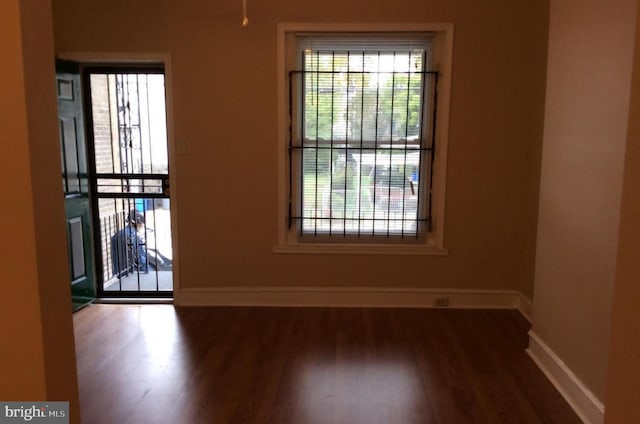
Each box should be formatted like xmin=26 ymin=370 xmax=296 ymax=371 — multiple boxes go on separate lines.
xmin=289 ymin=35 xmax=437 ymax=239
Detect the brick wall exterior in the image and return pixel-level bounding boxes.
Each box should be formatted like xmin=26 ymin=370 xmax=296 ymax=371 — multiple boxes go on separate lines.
xmin=90 ymin=75 xmax=120 ymax=282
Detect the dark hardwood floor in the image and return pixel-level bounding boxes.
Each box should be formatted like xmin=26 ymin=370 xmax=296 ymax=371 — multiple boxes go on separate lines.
xmin=73 ymin=305 xmax=581 ymax=424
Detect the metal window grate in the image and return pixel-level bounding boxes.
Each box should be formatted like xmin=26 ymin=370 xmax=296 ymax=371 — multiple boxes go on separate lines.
xmin=288 ymin=47 xmax=438 ymax=239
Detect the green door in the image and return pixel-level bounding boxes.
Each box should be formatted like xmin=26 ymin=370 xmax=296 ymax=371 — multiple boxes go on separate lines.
xmin=57 ymin=60 xmax=96 ymax=310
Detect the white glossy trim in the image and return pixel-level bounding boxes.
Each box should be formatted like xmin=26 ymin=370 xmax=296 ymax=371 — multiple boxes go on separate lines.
xmin=273 ymin=243 xmax=448 ymax=255
xmin=175 ymin=286 xmax=521 ymax=308
xmin=527 ymin=331 xmax=605 ymax=424
xmin=276 ymin=23 xmax=454 ymax=253
xmin=277 ymin=22 xmax=455 ymax=33
xmin=57 ymin=52 xmax=169 ymax=64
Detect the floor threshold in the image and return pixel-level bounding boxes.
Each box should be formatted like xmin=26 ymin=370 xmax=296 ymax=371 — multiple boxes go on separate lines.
xmin=92 ymin=297 xmax=173 ymax=304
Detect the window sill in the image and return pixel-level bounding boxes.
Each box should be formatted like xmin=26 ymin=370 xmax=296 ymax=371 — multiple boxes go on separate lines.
xmin=273 ymin=242 xmax=448 ymax=256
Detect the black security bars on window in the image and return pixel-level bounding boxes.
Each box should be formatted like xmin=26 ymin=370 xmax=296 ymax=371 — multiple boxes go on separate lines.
xmin=288 ymin=49 xmax=438 ymax=239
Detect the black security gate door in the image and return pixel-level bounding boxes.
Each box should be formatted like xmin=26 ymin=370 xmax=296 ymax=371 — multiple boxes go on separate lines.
xmin=84 ymin=66 xmax=173 ymax=297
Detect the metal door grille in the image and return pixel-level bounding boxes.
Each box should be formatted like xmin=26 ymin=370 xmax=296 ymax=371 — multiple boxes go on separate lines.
xmin=85 ymin=67 xmax=172 ymax=296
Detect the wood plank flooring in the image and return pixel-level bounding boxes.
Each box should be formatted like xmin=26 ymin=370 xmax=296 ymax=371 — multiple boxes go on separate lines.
xmin=73 ymin=305 xmax=581 ymax=424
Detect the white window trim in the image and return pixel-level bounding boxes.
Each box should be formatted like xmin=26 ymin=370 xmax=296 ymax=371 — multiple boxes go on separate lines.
xmin=275 ymin=23 xmax=453 ymax=255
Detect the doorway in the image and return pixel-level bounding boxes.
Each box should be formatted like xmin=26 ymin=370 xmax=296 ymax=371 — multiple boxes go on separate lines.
xmin=84 ymin=66 xmax=173 ymax=297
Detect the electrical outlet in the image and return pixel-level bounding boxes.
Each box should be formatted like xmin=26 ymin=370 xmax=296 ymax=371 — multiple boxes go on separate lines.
xmin=433 ymin=297 xmax=450 ymax=307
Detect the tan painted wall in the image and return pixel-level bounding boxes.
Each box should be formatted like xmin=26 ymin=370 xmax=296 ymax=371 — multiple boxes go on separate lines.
xmin=533 ymin=0 xmax=637 ymax=401
xmin=52 ymin=0 xmax=169 ymax=53
xmin=20 ymin=0 xmax=81 ymax=416
xmin=0 ymin=0 xmax=80 ymax=420
xmin=0 ymin=0 xmax=47 ymax=400
xmin=52 ymin=0 xmax=548 ymax=296
xmin=604 ymin=3 xmax=640 ymax=421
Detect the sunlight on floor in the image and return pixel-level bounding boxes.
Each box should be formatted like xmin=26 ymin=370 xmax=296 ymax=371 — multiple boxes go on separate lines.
xmin=140 ymin=306 xmax=179 ymax=366
xmin=297 ymin=359 xmax=422 ymax=422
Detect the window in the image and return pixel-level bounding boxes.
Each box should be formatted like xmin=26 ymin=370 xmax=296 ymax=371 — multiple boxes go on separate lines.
xmin=277 ymin=25 xmax=452 ymax=254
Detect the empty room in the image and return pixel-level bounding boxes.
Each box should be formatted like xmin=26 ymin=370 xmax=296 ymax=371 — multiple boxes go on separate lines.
xmin=2 ymin=0 xmax=639 ymax=423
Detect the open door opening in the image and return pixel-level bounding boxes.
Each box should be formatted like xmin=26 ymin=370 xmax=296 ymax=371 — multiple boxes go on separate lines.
xmin=84 ymin=67 xmax=173 ymax=297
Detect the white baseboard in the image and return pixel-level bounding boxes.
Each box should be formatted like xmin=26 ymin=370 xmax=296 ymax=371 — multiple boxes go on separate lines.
xmin=175 ymin=286 xmax=524 ymax=309
xmin=527 ymin=331 xmax=604 ymax=424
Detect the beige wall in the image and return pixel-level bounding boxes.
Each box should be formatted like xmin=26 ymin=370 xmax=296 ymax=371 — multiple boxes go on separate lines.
xmin=532 ymin=0 xmax=637 ymax=401
xmin=20 ymin=0 xmax=81 ymax=413
xmin=0 ymin=0 xmax=79 ymax=422
xmin=604 ymin=3 xmax=640 ymax=421
xmin=53 ymin=0 xmax=169 ymax=53
xmin=0 ymin=0 xmax=80 ymax=420
xmin=52 ymin=0 xmax=549 ymax=296
xmin=0 ymin=0 xmax=47 ymax=400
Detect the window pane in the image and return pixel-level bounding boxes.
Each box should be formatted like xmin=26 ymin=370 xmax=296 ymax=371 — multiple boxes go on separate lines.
xmin=303 ymin=50 xmax=424 ymax=143
xmin=297 ymin=41 xmax=430 ymax=238
xmin=300 ymin=147 xmax=421 ymax=236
